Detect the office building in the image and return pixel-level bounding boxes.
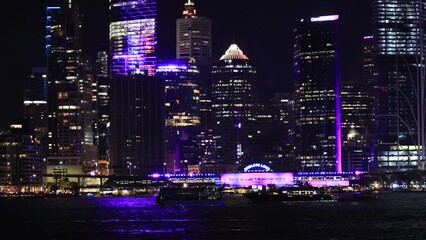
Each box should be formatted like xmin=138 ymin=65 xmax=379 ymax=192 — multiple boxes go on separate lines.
xmin=294 ymin=15 xmax=342 ymax=172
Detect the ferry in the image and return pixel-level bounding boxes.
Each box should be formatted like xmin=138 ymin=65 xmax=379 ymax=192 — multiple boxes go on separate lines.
xmin=243 ymin=184 xmax=336 ymax=203
xmin=155 ymin=183 xmax=223 ymax=206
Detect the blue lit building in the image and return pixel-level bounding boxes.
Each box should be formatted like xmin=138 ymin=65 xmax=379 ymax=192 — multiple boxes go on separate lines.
xmin=294 ymin=15 xmax=342 ymax=173
xmin=109 ymin=0 xmax=157 ymax=77
xmin=109 ymin=0 xmax=164 ymax=176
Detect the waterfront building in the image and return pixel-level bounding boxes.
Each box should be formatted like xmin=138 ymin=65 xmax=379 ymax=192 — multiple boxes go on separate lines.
xmin=211 ymin=43 xmax=258 ymax=170
xmin=176 ymin=0 xmax=213 ymax=128
xmin=294 ymin=15 xmax=342 ymax=172
xmin=372 ymin=0 xmax=426 ymax=171
xmin=156 ymin=59 xmax=201 ymax=173
xmin=0 ymin=122 xmax=43 ymax=193
xmin=46 ymin=0 xmax=97 ymax=176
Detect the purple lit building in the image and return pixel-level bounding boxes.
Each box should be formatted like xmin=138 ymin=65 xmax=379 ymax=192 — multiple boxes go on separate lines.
xmin=109 ymin=0 xmax=164 ymax=176
xmin=294 ymin=15 xmax=342 ymax=173
xmin=109 ymin=0 xmax=157 ymax=77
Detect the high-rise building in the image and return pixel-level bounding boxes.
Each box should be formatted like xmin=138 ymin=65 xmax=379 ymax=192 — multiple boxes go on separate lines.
xmin=109 ymin=0 xmax=164 ymax=176
xmin=156 ymin=59 xmax=201 ymax=173
xmin=23 ymin=67 xmax=48 ymax=158
xmin=176 ymin=0 xmax=213 ymax=129
xmin=95 ymin=51 xmax=110 ymax=175
xmin=372 ymin=0 xmax=426 ymax=171
xmin=294 ymin=15 xmax=342 ymax=173
xmin=211 ymin=44 xmax=258 ymax=170
xmin=176 ymin=0 xmax=212 ymax=61
xmin=109 ymin=0 xmax=157 ymax=77
xmin=46 ymin=0 xmax=97 ymax=176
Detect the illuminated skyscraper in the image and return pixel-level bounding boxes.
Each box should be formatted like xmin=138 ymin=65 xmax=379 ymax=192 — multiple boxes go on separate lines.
xmin=176 ymin=0 xmax=212 ymax=128
xmin=176 ymin=0 xmax=212 ymax=60
xmin=95 ymin=51 xmax=110 ymax=175
xmin=211 ymin=44 xmax=257 ymax=169
xmin=109 ymin=0 xmax=163 ymax=176
xmin=109 ymin=0 xmax=157 ymax=77
xmin=23 ymin=67 xmax=48 ymax=155
xmin=46 ymin=0 xmax=97 ymax=176
xmin=294 ymin=15 xmax=342 ymax=173
xmin=156 ymin=59 xmax=201 ymax=173
xmin=372 ymin=0 xmax=426 ymax=171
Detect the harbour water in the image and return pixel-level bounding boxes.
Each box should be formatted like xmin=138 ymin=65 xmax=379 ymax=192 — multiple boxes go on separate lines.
xmin=1 ymin=192 xmax=425 ymax=239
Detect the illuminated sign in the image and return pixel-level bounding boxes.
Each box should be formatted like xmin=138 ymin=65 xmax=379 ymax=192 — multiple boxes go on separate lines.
xmin=310 ymin=15 xmax=339 ymax=22
xmin=244 ymin=163 xmax=271 ymax=172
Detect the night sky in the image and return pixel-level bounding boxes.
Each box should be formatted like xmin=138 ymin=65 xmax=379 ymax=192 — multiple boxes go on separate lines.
xmin=0 ymin=0 xmax=372 ymax=129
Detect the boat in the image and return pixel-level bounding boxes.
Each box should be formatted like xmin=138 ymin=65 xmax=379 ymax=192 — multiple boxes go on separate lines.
xmin=327 ymin=186 xmax=377 ymax=202
xmin=243 ymin=184 xmax=335 ymax=203
xmin=155 ymin=184 xmax=223 ymax=206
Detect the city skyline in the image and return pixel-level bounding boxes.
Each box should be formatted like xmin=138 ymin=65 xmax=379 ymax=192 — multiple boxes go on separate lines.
xmin=0 ymin=0 xmax=371 ymax=128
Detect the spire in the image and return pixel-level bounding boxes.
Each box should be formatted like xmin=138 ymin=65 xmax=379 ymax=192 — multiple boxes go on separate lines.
xmin=183 ymin=0 xmax=196 ymax=17
xmin=219 ymin=44 xmax=249 ymax=61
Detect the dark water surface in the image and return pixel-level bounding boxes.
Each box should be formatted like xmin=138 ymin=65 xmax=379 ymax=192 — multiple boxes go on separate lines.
xmin=1 ymin=192 xmax=425 ymax=239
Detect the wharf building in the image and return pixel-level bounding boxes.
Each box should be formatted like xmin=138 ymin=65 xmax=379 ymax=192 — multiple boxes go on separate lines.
xmin=109 ymin=0 xmax=164 ymax=176
xmin=294 ymin=15 xmax=342 ymax=173
xmin=46 ymin=0 xmax=97 ymax=177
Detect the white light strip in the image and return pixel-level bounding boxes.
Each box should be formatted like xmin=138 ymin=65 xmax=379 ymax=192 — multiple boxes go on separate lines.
xmin=311 ymin=15 xmax=339 ymax=22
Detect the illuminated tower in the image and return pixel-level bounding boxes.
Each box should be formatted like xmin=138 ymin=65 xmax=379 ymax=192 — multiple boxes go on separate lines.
xmin=294 ymin=15 xmax=342 ymax=173
xmin=46 ymin=0 xmax=97 ymax=176
xmin=109 ymin=0 xmax=163 ymax=176
xmin=211 ymin=44 xmax=258 ymax=170
xmin=176 ymin=0 xmax=213 ymax=128
xmin=372 ymin=0 xmax=426 ymax=171
xmin=156 ymin=59 xmax=201 ymax=173
xmin=176 ymin=0 xmax=212 ymax=60
xmin=110 ymin=0 xmax=157 ymax=77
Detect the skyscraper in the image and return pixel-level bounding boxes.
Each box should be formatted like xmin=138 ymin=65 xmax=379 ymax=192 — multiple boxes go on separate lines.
xmin=46 ymin=0 xmax=97 ymax=176
xmin=156 ymin=59 xmax=201 ymax=173
xmin=176 ymin=0 xmax=212 ymax=129
xmin=95 ymin=51 xmax=110 ymax=175
xmin=294 ymin=15 xmax=342 ymax=173
xmin=211 ymin=44 xmax=257 ymax=170
xmin=109 ymin=0 xmax=157 ymax=77
xmin=176 ymin=0 xmax=212 ymax=61
xmin=109 ymin=0 xmax=163 ymax=176
xmin=372 ymin=0 xmax=426 ymax=171
xmin=23 ymin=67 xmax=48 ymax=157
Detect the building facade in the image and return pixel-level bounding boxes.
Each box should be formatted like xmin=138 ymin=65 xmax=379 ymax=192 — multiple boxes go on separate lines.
xmin=156 ymin=59 xmax=201 ymax=173
xmin=109 ymin=0 xmax=164 ymax=176
xmin=46 ymin=0 xmax=97 ymax=176
xmin=372 ymin=0 xmax=426 ymax=171
xmin=211 ymin=44 xmax=258 ymax=170
xmin=294 ymin=15 xmax=342 ymax=173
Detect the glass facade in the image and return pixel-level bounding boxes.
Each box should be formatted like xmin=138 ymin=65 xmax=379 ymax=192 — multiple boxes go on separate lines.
xmin=46 ymin=0 xmax=97 ymax=175
xmin=211 ymin=44 xmax=257 ymax=168
xmin=109 ymin=0 xmax=157 ymax=76
xmin=156 ymin=60 xmax=201 ymax=173
xmin=372 ymin=0 xmax=426 ymax=171
xmin=294 ymin=15 xmax=341 ymax=172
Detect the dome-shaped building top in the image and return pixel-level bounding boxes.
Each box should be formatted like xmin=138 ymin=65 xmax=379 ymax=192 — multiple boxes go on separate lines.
xmin=219 ymin=44 xmax=249 ymax=60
